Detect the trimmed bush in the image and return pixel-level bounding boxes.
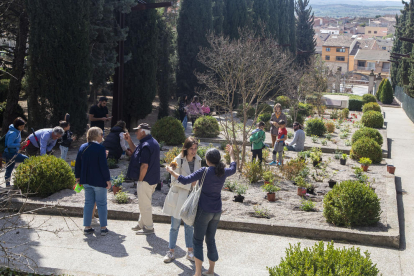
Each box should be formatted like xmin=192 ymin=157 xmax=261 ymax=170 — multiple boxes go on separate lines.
xmin=258 ymin=113 xmax=271 ymax=131
xmin=325 ymin=121 xmax=335 ymax=133
xmin=287 ymin=111 xmax=304 ymax=127
xmin=350 ymin=137 xmax=382 ymax=163
xmin=268 ymin=241 xmax=379 ymax=276
xmin=323 ymin=180 xmax=381 ymax=227
xmin=14 ymin=155 xmax=75 ymax=197
xmin=258 ymin=103 xmax=273 ymax=114
xmin=380 ymin=79 xmax=394 ymax=104
xmin=361 ymin=110 xmax=384 ymax=129
xmin=348 ymin=98 xmax=364 ymax=111
xmin=237 ymin=104 xmax=255 ymax=119
xmin=152 ymin=116 xmax=186 ymax=145
xmin=275 ymin=95 xmax=290 ymax=109
xmin=298 ymin=102 xmax=314 ymax=117
xmin=341 ymin=108 xmax=349 ymax=119
xmin=305 ymin=118 xmax=327 ymax=136
xmin=363 ymin=93 xmax=377 ymax=104
xmin=193 ymin=116 xmax=220 ymax=138
xmin=362 ymin=102 xmax=381 ymax=113
xmin=376 ymin=78 xmax=386 ymax=100
xmin=352 ymin=127 xmax=383 ymax=146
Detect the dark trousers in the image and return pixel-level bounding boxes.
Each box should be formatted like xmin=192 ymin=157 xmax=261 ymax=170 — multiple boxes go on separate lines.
xmin=25 ymin=142 xmax=39 ymax=156
xmin=252 ymin=149 xmax=263 ymax=163
xmin=193 ymin=208 xmax=221 ymax=262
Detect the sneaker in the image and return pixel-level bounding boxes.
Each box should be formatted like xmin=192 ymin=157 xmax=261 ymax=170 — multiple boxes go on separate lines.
xmin=163 ymin=251 xmax=175 ymax=263
xmin=202 ymin=272 xmax=214 ymax=276
xmin=269 ymin=161 xmax=277 ymax=166
xmin=100 ymin=228 xmax=109 ymax=236
xmin=131 ymin=224 xmax=142 ymax=231
xmin=91 ymin=218 xmax=100 ymax=226
xmin=277 ymin=162 xmax=282 ymax=166
xmin=186 ymin=251 xmax=195 ymax=262
xmin=136 ymin=227 xmax=154 ymax=235
xmin=84 ymin=228 xmax=95 ymax=235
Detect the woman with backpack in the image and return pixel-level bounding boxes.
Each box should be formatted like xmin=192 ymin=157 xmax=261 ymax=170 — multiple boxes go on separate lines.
xmin=3 ymin=117 xmax=28 ymax=188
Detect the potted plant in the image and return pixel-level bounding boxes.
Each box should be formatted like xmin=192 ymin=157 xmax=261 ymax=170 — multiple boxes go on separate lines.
xmin=387 ymin=165 xmax=396 ymax=174
xmin=261 ymin=183 xmax=280 ymax=202
xmin=359 ymin=157 xmax=372 ymax=172
xmin=310 ymin=148 xmax=322 ymax=167
xmin=328 ymin=171 xmax=337 ymax=188
xmin=307 ymin=183 xmax=315 ymax=194
xmin=111 ymin=173 xmax=125 ymax=195
xmin=340 ymin=154 xmax=348 ymax=165
xmin=294 ymin=176 xmax=308 ymax=196
xmin=234 ymin=184 xmax=248 ymax=203
xmin=263 ymin=171 xmax=275 ymax=185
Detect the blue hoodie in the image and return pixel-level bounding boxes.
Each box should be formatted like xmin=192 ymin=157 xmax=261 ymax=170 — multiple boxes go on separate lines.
xmin=5 ymin=124 xmax=22 ymax=154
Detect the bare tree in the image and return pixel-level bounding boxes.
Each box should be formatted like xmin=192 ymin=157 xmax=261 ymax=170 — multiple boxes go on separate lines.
xmin=196 ymin=29 xmax=297 ymax=171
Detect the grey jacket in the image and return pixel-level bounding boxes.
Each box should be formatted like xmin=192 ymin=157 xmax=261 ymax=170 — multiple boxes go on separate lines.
xmin=288 ymin=129 xmax=305 ymax=151
xmin=270 ymin=112 xmax=287 ymax=135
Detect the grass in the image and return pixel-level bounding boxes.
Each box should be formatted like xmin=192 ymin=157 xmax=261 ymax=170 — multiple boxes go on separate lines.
xmin=323 ymin=93 xmax=363 ymax=101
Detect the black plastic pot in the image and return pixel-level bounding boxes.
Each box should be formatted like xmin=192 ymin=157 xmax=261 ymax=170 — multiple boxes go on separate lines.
xmin=313 ymin=158 xmax=322 ymax=167
xmin=234 ymin=195 xmax=245 ymax=203
xmin=328 ymin=180 xmax=337 ymax=188
xmin=307 ymin=187 xmax=315 ymax=194
xmin=340 ymin=159 xmax=347 ymax=165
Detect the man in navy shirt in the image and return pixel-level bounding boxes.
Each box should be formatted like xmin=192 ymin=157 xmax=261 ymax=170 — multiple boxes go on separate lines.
xmin=124 ymin=123 xmax=160 ymax=235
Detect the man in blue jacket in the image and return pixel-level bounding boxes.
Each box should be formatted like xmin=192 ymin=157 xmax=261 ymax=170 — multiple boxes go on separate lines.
xmin=25 ymin=127 xmax=64 ymax=156
xmin=124 ymin=123 xmax=160 ymax=235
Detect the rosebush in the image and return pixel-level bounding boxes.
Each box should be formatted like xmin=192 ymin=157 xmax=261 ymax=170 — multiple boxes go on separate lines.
xmin=152 ymin=116 xmax=186 ymax=145
xmin=14 ymin=155 xmax=75 ymax=197
xmin=362 ymin=102 xmax=381 ymax=113
xmin=305 ymin=118 xmax=327 ymax=136
xmin=361 ymin=110 xmax=384 ymax=129
xmin=350 ymin=137 xmax=383 ymax=163
xmin=323 ymin=180 xmax=381 ymax=227
xmin=193 ymin=116 xmax=220 ymax=138
xmin=275 ymin=95 xmax=290 ymax=109
xmin=352 ymin=127 xmax=383 ymax=146
xmin=363 ymin=93 xmax=377 ymax=104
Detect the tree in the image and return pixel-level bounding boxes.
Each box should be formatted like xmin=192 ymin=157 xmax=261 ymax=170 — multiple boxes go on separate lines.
xmin=391 ymin=14 xmax=402 ymax=88
xmin=223 ymin=0 xmax=248 ymax=40
xmin=295 ymin=0 xmax=316 ymax=66
xmin=176 ymin=0 xmax=212 ymax=97
xmin=268 ymin=0 xmax=279 ymax=40
xmin=376 ymin=78 xmax=386 ymax=100
xmin=123 ymin=7 xmax=159 ymax=128
xmin=26 ymin=0 xmax=90 ymax=137
xmin=399 ymin=0 xmax=413 ymax=89
xmin=288 ymin=0 xmax=296 ymax=55
xmin=196 ymin=29 xmax=297 ymax=171
xmin=213 ymin=0 xmax=225 ymax=34
xmin=252 ymin=0 xmax=269 ymax=34
xmin=380 ymin=79 xmax=394 ymax=104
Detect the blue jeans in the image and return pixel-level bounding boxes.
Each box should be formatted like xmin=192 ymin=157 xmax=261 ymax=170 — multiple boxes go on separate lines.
xmin=83 ymin=184 xmax=108 ymax=228
xmin=60 ymin=145 xmax=69 ymax=160
xmin=3 ymin=151 xmax=28 ymax=186
xmin=169 ymin=217 xmax=194 ymax=249
xmin=193 ymin=208 xmax=221 ymax=262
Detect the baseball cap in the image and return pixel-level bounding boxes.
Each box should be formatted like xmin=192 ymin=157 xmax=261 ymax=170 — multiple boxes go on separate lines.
xmin=133 ymin=123 xmax=151 ymax=130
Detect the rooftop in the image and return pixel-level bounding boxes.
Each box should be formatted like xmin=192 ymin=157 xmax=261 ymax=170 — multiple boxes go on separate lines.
xmin=376 ymin=39 xmax=393 ymax=47
xmin=354 ymin=49 xmax=390 ymax=62
xmin=323 ymin=36 xmax=354 ymax=47
xmin=350 ymin=38 xmax=377 ymax=55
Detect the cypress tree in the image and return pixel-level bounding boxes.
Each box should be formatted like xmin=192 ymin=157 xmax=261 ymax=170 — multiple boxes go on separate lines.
xmin=268 ymin=0 xmax=279 ymax=40
xmin=223 ymin=0 xmax=248 ymax=40
xmin=295 ymin=0 xmax=316 ymax=66
xmin=288 ymin=0 xmax=296 ymax=55
xmin=391 ymin=14 xmax=402 ymax=88
xmin=399 ymin=0 xmax=414 ymax=88
xmin=26 ymin=0 xmax=90 ymax=136
xmin=376 ymin=78 xmax=386 ymax=100
xmin=176 ymin=0 xmax=212 ymax=97
xmin=252 ymin=0 xmax=269 ymax=34
xmin=278 ymin=0 xmax=290 ymax=45
xmin=380 ymin=79 xmax=394 ymax=104
xmin=123 ymin=7 xmax=159 ymax=128
xmin=213 ymin=0 xmax=225 ymax=34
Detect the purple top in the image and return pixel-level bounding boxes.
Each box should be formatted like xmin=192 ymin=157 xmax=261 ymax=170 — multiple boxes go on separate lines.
xmin=178 ymin=162 xmax=237 ymax=213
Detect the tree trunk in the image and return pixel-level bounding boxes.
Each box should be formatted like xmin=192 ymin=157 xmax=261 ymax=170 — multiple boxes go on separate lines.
xmin=2 ymin=9 xmax=29 ymax=135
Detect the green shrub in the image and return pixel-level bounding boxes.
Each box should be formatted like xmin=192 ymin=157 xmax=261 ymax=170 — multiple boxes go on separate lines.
xmin=305 ymin=118 xmax=327 ymax=136
xmin=362 ymin=102 xmax=381 ymax=113
xmin=361 ymin=110 xmax=384 ymax=129
xmin=242 ymin=159 xmax=263 ymax=183
xmin=115 ymin=191 xmax=129 ymax=204
xmin=363 ymin=93 xmax=377 ymax=104
xmin=323 ymin=180 xmax=381 ymax=227
xmin=352 ymin=127 xmax=383 ymax=146
xmin=341 ymin=108 xmax=349 ymax=119
xmin=152 ymin=116 xmax=186 ymax=145
xmin=380 ymin=79 xmax=394 ymax=104
xmin=193 ymin=116 xmax=220 ymax=138
xmin=268 ymin=241 xmax=379 ymax=275
xmin=258 ymin=113 xmax=271 ymax=131
xmin=376 ymin=78 xmax=386 ymax=100
xmin=237 ymin=104 xmax=255 ymax=119
xmin=258 ymin=103 xmax=273 ymax=114
xmin=275 ymin=95 xmax=290 ymax=109
xmin=298 ymin=102 xmax=314 ymax=116
xmin=350 ymin=137 xmax=383 ymax=163
xmin=287 ymin=112 xmax=304 ymax=127
xmin=14 ymin=155 xmax=75 ymax=197
xmin=348 ymin=98 xmax=364 ymax=111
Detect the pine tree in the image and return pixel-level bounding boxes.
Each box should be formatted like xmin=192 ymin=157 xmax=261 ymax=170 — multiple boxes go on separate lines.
xmin=26 ymin=0 xmax=90 ymax=136
xmin=123 ymin=7 xmax=159 ymax=128
xmin=376 ymin=78 xmax=386 ymax=100
xmin=268 ymin=0 xmax=279 ymax=40
xmin=252 ymin=0 xmax=269 ymax=34
xmin=380 ymin=79 xmax=394 ymax=104
xmin=390 ymin=14 xmax=402 ymax=88
xmin=295 ymin=0 xmax=316 ymax=66
xmin=223 ymin=0 xmax=248 ymax=40
xmin=213 ymin=0 xmax=225 ymax=34
xmin=176 ymin=0 xmax=212 ymax=97
xmin=288 ymin=0 xmax=296 ymax=55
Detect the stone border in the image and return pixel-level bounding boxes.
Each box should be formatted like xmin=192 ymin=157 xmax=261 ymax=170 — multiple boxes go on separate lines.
xmin=10 ymin=174 xmax=399 ymax=248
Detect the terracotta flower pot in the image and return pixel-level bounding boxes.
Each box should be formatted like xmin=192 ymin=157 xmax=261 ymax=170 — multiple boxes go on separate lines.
xmin=113 ymin=186 xmax=121 ymax=195
xmin=297 ymin=187 xmax=306 ymax=196
xmin=267 ymin=193 xmax=276 ymax=202
xmin=388 ymin=165 xmax=396 ymax=174
xmin=264 ymin=181 xmax=271 ymax=185
xmin=361 ymin=165 xmax=369 ymax=172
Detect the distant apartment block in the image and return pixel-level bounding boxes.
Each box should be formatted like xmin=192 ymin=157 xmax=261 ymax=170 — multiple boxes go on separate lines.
xmin=365 ymin=27 xmax=388 ymax=38
xmin=322 ymin=36 xmax=357 ymax=72
xmin=353 ymin=50 xmax=391 ymax=77
xmin=321 ymin=27 xmax=340 ymax=35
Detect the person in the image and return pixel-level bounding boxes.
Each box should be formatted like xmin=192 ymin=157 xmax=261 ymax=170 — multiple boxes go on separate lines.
xmin=270 ymin=103 xmax=287 ymax=147
xmin=201 ymin=100 xmax=210 ymax=115
xmin=102 ymin=121 xmax=132 ymax=160
xmin=124 ymin=123 xmax=160 ymax=235
xmin=59 ymin=115 xmax=73 ymax=160
xmin=162 ymin=137 xmax=201 ymax=263
xmin=166 ymin=146 xmax=236 ymax=276
xmin=4 ymin=117 xmax=28 ymax=188
xmin=286 ymin=122 xmax=306 ymax=152
xmin=178 ymin=95 xmax=188 ymax=123
xmin=270 ymin=120 xmax=287 ymax=166
xmin=75 ymin=127 xmax=111 ymax=236
xmin=249 ymin=121 xmax=266 ymax=163
xmin=89 ymin=96 xmax=111 ymax=135
xmin=25 ymin=127 xmax=64 ymax=156
xmin=187 ymin=96 xmax=204 ymax=127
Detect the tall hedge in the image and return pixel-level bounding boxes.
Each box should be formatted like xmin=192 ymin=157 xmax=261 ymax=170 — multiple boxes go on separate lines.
xmin=376 ymin=78 xmax=385 ymax=100
xmin=26 ymin=0 xmax=90 ymax=136
xmin=380 ymin=79 xmax=394 ymax=104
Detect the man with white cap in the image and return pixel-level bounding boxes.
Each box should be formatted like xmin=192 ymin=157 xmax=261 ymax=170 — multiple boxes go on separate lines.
xmin=124 ymin=123 xmax=160 ymax=235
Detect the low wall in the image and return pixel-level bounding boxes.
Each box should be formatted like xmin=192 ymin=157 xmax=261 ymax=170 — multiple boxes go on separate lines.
xmin=394 ymin=86 xmax=414 ymax=123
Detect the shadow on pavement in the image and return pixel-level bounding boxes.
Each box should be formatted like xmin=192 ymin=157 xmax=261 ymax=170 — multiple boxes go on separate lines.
xmin=84 ymin=230 xmax=128 ymax=257
xmin=395 ymin=176 xmax=406 ymax=250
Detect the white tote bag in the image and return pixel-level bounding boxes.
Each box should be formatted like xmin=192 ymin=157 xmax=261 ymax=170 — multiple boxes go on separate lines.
xmin=179 ymin=168 xmax=208 ymax=226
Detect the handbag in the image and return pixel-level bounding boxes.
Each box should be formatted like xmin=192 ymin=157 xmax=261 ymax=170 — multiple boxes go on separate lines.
xmin=179 ymin=167 xmax=208 ymax=226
